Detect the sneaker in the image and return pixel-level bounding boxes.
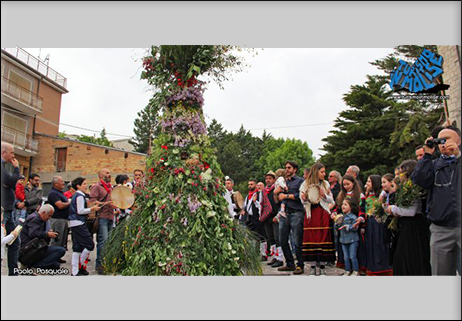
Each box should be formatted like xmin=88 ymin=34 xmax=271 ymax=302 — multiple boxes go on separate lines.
xmin=271 ymin=260 xmax=284 ymax=268
xmin=267 ymin=258 xmax=278 ymax=266
xmin=78 ymin=268 xmax=89 ymax=276
xmin=309 ymin=267 xmax=317 ymax=276
xmin=351 ymin=271 xmax=360 ymax=276
xmin=261 ymin=256 xmax=268 ymax=262
xmin=293 ymin=267 xmax=304 ymax=275
xmin=278 ymin=265 xmax=295 ymax=272
xmin=342 ymin=271 xmax=352 ymax=276
xmin=96 ymin=266 xmax=104 ymax=275
xmin=319 ymin=268 xmax=327 ymax=276
xmin=58 ymin=259 xmax=67 ymax=264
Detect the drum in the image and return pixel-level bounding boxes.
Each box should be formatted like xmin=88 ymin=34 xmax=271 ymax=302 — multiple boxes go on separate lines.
xmin=306 ymin=184 xmax=321 ymax=204
xmin=111 ymin=185 xmax=135 ymax=210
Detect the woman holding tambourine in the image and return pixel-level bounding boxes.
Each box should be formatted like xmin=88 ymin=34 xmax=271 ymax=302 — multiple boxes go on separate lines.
xmin=300 ymin=163 xmax=336 ymax=276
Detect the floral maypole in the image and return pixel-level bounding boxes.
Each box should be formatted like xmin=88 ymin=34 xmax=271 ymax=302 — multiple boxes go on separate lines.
xmin=102 ymin=46 xmax=262 ymax=276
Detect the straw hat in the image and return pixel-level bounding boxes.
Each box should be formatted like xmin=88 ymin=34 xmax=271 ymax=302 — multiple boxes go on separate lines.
xmin=265 ymin=170 xmax=276 ymax=178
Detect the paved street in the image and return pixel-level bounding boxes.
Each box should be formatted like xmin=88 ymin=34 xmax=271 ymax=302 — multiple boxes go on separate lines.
xmin=2 ymin=234 xmax=345 ymax=276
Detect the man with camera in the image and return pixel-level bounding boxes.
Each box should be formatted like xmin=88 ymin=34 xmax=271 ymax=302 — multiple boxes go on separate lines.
xmin=412 ymin=126 xmax=461 ymax=276
xmin=19 ymin=204 xmax=66 ymax=270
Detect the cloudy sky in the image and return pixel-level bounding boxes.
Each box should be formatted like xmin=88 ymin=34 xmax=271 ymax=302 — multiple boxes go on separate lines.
xmin=24 ymin=47 xmax=393 ymax=158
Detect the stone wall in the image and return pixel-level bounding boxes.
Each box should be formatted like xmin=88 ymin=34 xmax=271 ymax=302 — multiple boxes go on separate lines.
xmin=438 ymin=46 xmax=461 ymax=129
xmin=31 ymin=133 xmax=147 ymax=187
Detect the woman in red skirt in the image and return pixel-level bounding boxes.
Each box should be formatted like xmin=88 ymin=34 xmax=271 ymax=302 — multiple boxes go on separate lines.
xmin=300 ymin=163 xmax=336 ymax=276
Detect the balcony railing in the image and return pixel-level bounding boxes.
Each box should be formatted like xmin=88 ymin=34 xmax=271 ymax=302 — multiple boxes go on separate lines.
xmin=1 ymin=76 xmax=43 ymax=113
xmin=2 ymin=47 xmax=67 ymax=89
xmin=1 ymin=124 xmax=39 ymax=154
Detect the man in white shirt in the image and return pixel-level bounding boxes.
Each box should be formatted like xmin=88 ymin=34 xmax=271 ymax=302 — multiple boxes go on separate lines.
xmin=223 ymin=177 xmax=243 ymax=219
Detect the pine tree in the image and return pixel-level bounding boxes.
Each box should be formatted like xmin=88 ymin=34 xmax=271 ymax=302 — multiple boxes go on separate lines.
xmin=130 ymin=95 xmax=162 ymax=154
xmin=320 ymin=46 xmax=444 ymax=180
xmin=103 ymin=46 xmax=261 ymax=276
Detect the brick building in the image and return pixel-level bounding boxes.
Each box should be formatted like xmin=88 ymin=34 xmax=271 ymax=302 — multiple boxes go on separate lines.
xmin=1 ymin=47 xmax=68 ymax=178
xmin=437 ymin=45 xmax=461 ymax=129
xmin=31 ymin=133 xmax=146 ymax=195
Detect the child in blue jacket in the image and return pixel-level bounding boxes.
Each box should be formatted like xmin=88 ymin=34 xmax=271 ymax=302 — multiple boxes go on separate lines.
xmin=335 ymin=198 xmax=360 ymax=276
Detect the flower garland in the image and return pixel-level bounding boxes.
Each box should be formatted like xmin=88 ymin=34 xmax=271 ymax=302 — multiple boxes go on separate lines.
xmin=388 ymin=179 xmax=422 ymax=231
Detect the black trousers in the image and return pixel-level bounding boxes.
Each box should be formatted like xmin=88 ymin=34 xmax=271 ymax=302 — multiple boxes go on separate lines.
xmin=246 ymin=214 xmax=266 ymax=242
xmin=263 ymin=218 xmax=279 ymax=247
xmin=71 ymin=224 xmax=95 ymax=253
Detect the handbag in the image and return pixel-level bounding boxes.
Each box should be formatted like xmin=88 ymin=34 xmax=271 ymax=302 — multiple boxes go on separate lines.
xmin=90 ymin=189 xmax=111 ymax=234
xmin=19 ymin=237 xmax=49 ymax=267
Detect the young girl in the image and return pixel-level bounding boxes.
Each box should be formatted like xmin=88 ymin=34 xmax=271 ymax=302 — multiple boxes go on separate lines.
xmin=384 ymin=160 xmax=431 ymax=276
xmin=335 ymin=199 xmax=360 ymax=276
xmin=69 ymin=177 xmax=101 ymax=276
xmin=364 ymin=175 xmax=393 ymax=276
xmin=273 ymin=168 xmax=288 ymax=222
xmin=300 ymin=163 xmax=336 ymax=276
xmin=334 ymin=175 xmax=366 ymax=271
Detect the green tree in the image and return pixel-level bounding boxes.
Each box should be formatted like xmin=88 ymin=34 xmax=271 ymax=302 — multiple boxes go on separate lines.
xmin=77 ymin=128 xmax=114 ymax=147
xmin=262 ymin=138 xmax=315 ymax=175
xmin=320 ymin=46 xmax=444 ymax=180
xmin=130 ymin=94 xmax=162 ymax=154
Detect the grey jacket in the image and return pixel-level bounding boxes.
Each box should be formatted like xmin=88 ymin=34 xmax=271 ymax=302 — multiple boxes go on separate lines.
xmin=25 ymin=186 xmax=43 ymax=214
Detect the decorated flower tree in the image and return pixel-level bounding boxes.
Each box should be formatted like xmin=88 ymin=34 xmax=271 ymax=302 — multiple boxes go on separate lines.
xmin=103 ymin=46 xmax=262 ymax=276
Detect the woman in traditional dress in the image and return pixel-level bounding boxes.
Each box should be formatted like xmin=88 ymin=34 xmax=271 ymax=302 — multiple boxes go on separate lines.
xmin=364 ymin=175 xmax=393 ymax=276
xmin=335 ymin=175 xmax=366 ymax=273
xmin=384 ymin=160 xmax=431 ymax=276
xmin=380 ymin=173 xmax=397 ymax=266
xmin=300 ymin=163 xmax=336 ymax=276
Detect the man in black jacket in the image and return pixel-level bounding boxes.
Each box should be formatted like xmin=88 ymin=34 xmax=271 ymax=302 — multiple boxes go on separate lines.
xmin=20 ymin=204 xmax=66 ymax=270
xmin=25 ymin=173 xmax=44 ymax=216
xmin=412 ymin=126 xmax=461 ymax=276
xmin=1 ymin=142 xmax=21 ymax=276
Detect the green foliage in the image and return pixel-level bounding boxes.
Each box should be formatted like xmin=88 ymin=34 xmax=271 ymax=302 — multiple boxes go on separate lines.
xmin=320 ymin=46 xmax=444 ymax=181
xmin=261 ymin=138 xmax=315 ymax=175
xmin=207 ymin=120 xmax=315 ymax=195
xmin=103 ymin=46 xmax=262 ymax=276
xmin=130 ymin=94 xmax=162 ymax=154
xmin=76 ymin=128 xmax=114 ymax=147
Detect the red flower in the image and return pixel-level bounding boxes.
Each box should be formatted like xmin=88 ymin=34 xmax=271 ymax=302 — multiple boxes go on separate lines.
xmin=151 ymin=168 xmax=155 ymax=174
xmin=161 ymin=145 xmax=168 ymax=150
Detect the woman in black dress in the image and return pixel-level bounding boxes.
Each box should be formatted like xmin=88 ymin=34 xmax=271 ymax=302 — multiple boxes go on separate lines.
xmin=384 ymin=160 xmax=431 ymax=276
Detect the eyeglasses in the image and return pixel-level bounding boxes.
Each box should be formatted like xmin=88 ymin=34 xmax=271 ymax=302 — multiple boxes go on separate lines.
xmin=434 ymin=169 xmax=454 ymax=187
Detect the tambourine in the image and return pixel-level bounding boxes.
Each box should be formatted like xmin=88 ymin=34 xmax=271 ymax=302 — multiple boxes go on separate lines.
xmin=333 ymin=214 xmax=344 ymax=224
xmin=306 ymin=184 xmax=321 ymax=204
xmin=111 ymin=185 xmax=135 ymax=210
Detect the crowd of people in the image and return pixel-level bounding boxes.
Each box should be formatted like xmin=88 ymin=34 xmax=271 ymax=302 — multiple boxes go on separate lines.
xmin=1 ymin=141 xmax=146 ymax=276
xmin=1 ymin=124 xmax=460 ymax=276
xmin=223 ymin=125 xmax=461 ymax=276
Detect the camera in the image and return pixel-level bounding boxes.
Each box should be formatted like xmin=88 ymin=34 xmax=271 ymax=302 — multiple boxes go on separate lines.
xmin=425 ymin=138 xmax=446 ymax=149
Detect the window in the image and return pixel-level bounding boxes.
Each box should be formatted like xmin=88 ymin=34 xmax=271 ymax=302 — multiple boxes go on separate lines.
xmin=1 ymin=111 xmax=28 ymax=147
xmin=8 ymin=70 xmax=33 ymax=104
xmin=55 ymin=148 xmax=67 ymax=172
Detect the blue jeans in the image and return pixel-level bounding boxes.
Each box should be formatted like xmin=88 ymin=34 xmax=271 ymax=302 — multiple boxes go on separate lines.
xmin=3 ymin=210 xmax=21 ymax=276
xmin=96 ymin=218 xmax=114 ymax=268
xmin=31 ymin=246 xmax=66 ymax=269
xmin=342 ymin=241 xmax=359 ymax=272
xmin=279 ymin=210 xmax=304 ymax=268
xmin=13 ymin=208 xmax=27 ymax=223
